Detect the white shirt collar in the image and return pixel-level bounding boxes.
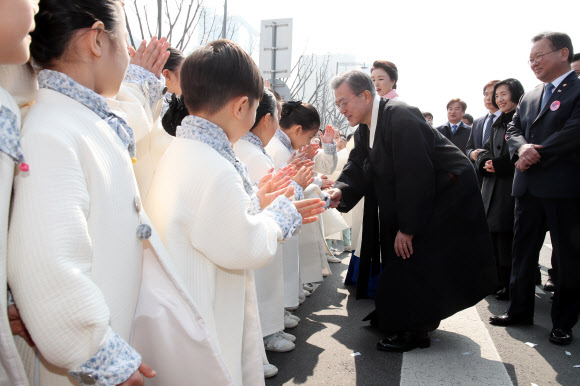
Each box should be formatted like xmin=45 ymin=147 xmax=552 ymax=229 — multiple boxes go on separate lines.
xmin=448 ymin=121 xmax=461 ymax=129
xmin=548 ymin=70 xmax=574 ymax=89
xmin=368 ymin=94 xmax=381 ymax=148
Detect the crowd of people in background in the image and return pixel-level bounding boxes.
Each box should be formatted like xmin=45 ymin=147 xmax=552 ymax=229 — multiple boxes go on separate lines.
xmin=1 ymin=0 xmax=579 ymax=385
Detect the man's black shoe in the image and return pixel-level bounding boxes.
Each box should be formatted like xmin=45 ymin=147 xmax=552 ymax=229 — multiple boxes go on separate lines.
xmin=489 ymin=313 xmax=533 ymax=326
xmin=495 ymin=288 xmax=509 ymax=301
xmin=543 ymin=277 xmax=555 ymax=292
xmin=549 ymin=328 xmax=573 ymax=345
xmin=376 ymin=332 xmax=430 ymax=352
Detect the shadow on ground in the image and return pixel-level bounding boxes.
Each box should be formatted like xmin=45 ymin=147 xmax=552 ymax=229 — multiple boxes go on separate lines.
xmin=266 ymin=252 xmax=403 ymax=385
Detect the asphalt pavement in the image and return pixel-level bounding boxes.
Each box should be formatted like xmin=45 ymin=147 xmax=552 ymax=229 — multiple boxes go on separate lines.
xmin=266 ymin=236 xmax=580 ymax=385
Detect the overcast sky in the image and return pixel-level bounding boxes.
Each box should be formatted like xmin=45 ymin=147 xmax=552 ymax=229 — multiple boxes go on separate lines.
xmin=175 ymin=0 xmax=580 ymax=125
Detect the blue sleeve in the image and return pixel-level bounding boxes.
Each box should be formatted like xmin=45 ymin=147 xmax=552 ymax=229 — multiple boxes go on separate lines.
xmin=69 ymin=331 xmax=141 ymax=386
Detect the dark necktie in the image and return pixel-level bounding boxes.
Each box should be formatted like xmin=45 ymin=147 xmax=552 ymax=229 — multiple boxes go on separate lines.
xmin=541 ymin=83 xmax=555 ymax=110
xmin=451 ymin=124 xmax=458 ymax=135
xmin=482 ymin=114 xmax=495 ymax=145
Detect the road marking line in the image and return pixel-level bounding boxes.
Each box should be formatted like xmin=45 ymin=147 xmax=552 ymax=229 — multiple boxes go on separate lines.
xmin=400 ymin=307 xmax=513 ymax=385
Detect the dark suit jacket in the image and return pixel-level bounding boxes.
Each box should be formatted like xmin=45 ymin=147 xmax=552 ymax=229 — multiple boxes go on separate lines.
xmin=506 ymin=71 xmax=580 ymax=198
xmin=466 ymin=115 xmax=488 ymax=159
xmin=466 ymin=114 xmax=488 ymax=186
xmin=436 ymin=121 xmax=471 ymax=154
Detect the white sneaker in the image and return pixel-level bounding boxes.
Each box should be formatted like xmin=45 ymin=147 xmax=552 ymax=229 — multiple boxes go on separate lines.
xmin=284 ymin=309 xmax=300 ymax=322
xmin=264 ymin=363 xmax=278 ymax=378
xmin=284 ymin=313 xmax=298 ymax=329
xmin=344 ymin=245 xmax=352 ymax=252
xmin=264 ymin=333 xmax=295 ymax=352
xmin=327 ymin=255 xmax=341 ymax=263
xmin=278 ymin=331 xmax=296 ymax=342
xmin=304 ymin=289 xmax=311 ymax=297
xmin=303 ymin=283 xmax=314 ymax=291
xmin=285 ymin=305 xmax=299 ymax=311
xmin=299 ymin=296 xmax=305 ymax=304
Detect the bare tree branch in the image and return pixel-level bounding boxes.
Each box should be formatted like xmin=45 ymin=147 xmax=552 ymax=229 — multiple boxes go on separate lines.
xmin=133 ymin=0 xmax=145 ymax=41
xmin=125 ymin=10 xmax=135 ymax=48
xmin=143 ymin=5 xmax=154 ymax=38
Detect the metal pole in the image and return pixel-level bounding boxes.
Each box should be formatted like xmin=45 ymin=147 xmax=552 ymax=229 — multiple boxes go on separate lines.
xmin=157 ymin=0 xmax=162 ymax=38
xmin=221 ymin=0 xmax=227 ymax=39
xmin=270 ymin=22 xmax=277 ymax=87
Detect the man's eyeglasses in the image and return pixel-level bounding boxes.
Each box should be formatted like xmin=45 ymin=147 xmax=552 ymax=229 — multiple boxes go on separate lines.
xmin=335 ymin=93 xmax=361 ymax=110
xmin=528 ymin=48 xmax=562 ymax=66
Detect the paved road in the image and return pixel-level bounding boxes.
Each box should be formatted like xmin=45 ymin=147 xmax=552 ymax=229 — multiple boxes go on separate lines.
xmin=266 ymin=237 xmax=580 ymax=385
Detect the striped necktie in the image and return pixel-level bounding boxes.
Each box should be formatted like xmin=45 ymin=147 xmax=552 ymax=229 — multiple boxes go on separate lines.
xmin=541 ymin=83 xmax=555 ymax=110
xmin=482 ymin=114 xmax=495 ymax=145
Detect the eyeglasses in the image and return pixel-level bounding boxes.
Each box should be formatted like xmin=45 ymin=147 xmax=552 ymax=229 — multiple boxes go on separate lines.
xmin=528 ymin=48 xmax=561 ymax=66
xmin=335 ymin=93 xmax=361 ymax=110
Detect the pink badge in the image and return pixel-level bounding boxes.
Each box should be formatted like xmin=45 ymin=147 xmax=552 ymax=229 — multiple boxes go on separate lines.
xmin=550 ymin=101 xmax=561 ymax=111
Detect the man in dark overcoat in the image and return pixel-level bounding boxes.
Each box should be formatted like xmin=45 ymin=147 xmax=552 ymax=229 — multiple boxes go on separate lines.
xmin=489 ymin=32 xmax=580 ymax=346
xmin=328 ymin=70 xmax=496 ymax=352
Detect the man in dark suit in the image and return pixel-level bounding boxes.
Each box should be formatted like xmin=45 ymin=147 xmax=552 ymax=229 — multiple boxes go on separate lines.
xmin=466 ymin=80 xmax=501 ymax=186
xmin=489 ymin=32 xmax=580 ymax=346
xmin=327 ymin=70 xmax=495 ymax=352
xmin=572 ymin=53 xmax=580 ymax=76
xmin=436 ymin=98 xmax=471 ymax=153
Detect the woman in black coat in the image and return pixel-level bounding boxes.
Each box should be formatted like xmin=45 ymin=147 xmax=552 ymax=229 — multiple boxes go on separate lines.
xmin=476 ymin=78 xmax=525 ymax=300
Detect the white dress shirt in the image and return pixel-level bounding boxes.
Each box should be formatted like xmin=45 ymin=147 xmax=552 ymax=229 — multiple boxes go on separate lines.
xmin=369 ymin=94 xmax=381 ymax=148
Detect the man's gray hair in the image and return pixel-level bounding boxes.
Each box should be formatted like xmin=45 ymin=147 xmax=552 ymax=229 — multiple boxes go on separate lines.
xmin=331 ymin=70 xmax=376 ymax=98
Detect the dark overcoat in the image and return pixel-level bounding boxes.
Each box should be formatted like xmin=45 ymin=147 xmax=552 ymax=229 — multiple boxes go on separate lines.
xmin=476 ymin=110 xmax=516 ymax=232
xmin=335 ymin=98 xmax=496 ymax=332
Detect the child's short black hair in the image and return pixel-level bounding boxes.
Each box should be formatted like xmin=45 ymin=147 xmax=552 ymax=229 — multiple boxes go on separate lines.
xmin=181 ymin=39 xmax=263 ymax=114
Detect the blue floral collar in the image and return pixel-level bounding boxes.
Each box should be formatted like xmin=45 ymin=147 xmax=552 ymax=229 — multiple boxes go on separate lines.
xmin=240 ymin=131 xmax=274 ymax=163
xmin=0 ymin=103 xmax=26 ymax=166
xmin=38 ymin=70 xmax=136 ymax=158
xmin=274 ymin=128 xmax=294 ymax=154
xmin=177 ymin=115 xmax=254 ymax=195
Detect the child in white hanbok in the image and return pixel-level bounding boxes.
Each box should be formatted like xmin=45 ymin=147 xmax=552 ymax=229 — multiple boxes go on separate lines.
xmin=8 ymin=2 xmax=229 ymax=385
xmin=0 ymin=1 xmax=38 ymax=385
xmin=146 ymin=40 xmax=323 ymax=385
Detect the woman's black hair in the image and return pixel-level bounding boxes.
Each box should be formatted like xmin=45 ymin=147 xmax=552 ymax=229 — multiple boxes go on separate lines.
xmin=162 ymin=93 xmax=189 ymax=136
xmin=164 ymin=47 xmax=185 ymax=72
xmin=492 ymin=78 xmax=525 ymax=109
xmin=279 ymin=101 xmax=320 ymax=132
xmin=31 ymin=0 xmax=120 ymax=69
xmin=251 ymin=88 xmax=276 ymax=130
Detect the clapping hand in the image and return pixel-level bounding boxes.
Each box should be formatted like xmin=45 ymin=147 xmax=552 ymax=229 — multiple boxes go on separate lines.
xmin=293 ymin=198 xmax=325 ymax=224
xmin=257 ymin=166 xmax=293 ymax=190
xmin=289 ymin=157 xmax=314 ymax=173
xmin=292 ymin=165 xmax=315 ymax=189
xmin=129 ymin=36 xmax=170 ymax=78
xmin=257 ymin=180 xmax=295 ymax=210
xmin=321 ymin=178 xmax=335 ymax=190
xmin=322 ymin=125 xmax=335 ymax=144
xmin=288 ymin=144 xmax=318 ymax=164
